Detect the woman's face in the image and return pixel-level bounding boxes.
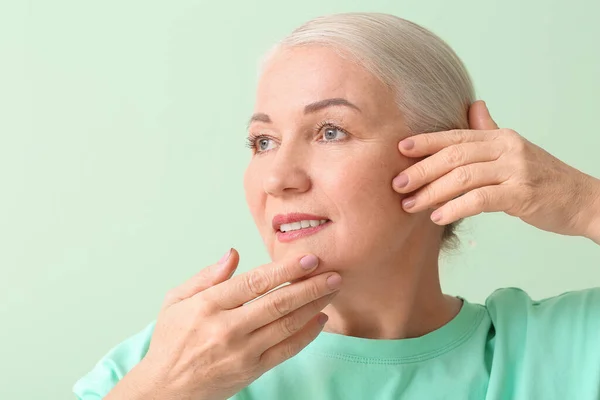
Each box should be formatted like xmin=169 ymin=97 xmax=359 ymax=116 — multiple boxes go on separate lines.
xmin=244 ymin=45 xmax=425 ymax=273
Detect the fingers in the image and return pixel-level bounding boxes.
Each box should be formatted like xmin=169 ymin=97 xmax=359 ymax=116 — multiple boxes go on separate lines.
xmin=397 ymin=129 xmax=498 ymax=159
xmin=397 ymin=100 xmax=500 ymax=159
xmin=393 ymin=141 xmax=503 ymax=194
xmin=258 ymin=311 xmax=329 ymax=373
xmin=400 ymin=161 xmax=505 ymax=214
xmin=233 ymin=270 xmax=342 ymax=333
xmin=163 ymin=248 xmax=239 ymax=307
xmin=200 ymin=253 xmax=322 ymax=310
xmin=249 ymin=290 xmax=337 ymax=354
xmin=430 ymin=185 xmax=512 ymax=225
xmin=469 ymin=100 xmax=499 ymax=130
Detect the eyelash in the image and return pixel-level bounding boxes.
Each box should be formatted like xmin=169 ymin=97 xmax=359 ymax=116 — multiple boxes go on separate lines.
xmin=245 ymin=121 xmax=349 ymax=154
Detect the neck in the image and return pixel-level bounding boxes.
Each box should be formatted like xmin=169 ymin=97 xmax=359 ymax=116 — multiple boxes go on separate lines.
xmin=321 ymin=228 xmax=463 ymax=340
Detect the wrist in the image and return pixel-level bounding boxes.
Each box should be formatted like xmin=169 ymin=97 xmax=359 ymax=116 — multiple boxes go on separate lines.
xmin=104 ymin=358 xmax=177 ymax=400
xmin=581 ymin=175 xmax=600 ymax=244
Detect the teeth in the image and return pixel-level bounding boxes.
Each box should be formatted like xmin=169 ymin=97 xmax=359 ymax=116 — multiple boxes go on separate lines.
xmin=280 ymin=219 xmax=328 ymax=233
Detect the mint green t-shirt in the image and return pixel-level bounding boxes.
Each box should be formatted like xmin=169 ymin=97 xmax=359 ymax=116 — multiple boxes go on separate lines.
xmin=73 ymin=287 xmax=600 ymax=399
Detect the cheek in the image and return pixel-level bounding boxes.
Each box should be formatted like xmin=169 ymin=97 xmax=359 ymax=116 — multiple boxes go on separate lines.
xmin=243 ymin=164 xmax=264 ymax=220
xmin=321 ymin=150 xmax=400 ymax=209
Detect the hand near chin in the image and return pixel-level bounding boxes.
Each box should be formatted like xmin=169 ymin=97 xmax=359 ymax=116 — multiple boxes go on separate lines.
xmin=116 ymin=250 xmax=342 ymax=400
xmin=392 ymin=100 xmax=600 ymax=242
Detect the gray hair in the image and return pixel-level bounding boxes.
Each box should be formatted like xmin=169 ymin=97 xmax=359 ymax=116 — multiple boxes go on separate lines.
xmin=261 ymin=12 xmax=476 ymax=253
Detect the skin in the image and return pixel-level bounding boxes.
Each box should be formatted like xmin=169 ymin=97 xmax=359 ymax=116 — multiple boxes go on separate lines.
xmin=104 ymin=38 xmax=600 ymax=400
xmin=394 ymin=102 xmax=600 ymax=245
xmin=243 ymin=45 xmax=463 ymax=339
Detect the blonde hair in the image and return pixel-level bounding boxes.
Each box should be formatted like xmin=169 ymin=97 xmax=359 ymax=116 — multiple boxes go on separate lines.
xmin=261 ymin=12 xmax=476 ymax=253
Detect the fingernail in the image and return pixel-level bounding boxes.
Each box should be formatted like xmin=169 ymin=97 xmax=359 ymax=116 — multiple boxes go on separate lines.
xmin=402 ymin=197 xmax=416 ymax=209
xmin=318 ymin=313 xmax=329 ymax=326
xmin=393 ymin=173 xmax=409 ymax=188
xmin=300 ymin=254 xmax=319 ymax=270
xmin=399 ymin=139 xmax=414 ymax=150
xmin=218 ymin=248 xmax=232 ymax=264
xmin=431 ymin=211 xmax=442 ymax=222
xmin=326 ymin=274 xmax=342 ymax=290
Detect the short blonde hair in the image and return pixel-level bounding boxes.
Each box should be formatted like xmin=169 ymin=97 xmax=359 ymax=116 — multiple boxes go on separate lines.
xmin=262 ymin=12 xmax=476 ymax=253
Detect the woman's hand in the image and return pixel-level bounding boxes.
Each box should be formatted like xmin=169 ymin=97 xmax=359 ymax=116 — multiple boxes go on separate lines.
xmin=392 ymin=100 xmax=600 ymax=243
xmin=110 ymin=249 xmax=341 ymax=400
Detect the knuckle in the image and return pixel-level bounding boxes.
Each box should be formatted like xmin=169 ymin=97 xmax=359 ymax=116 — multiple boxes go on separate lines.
xmin=206 ymin=323 xmax=231 ymax=344
xmin=305 ymin=279 xmax=323 ymax=298
xmin=279 ymin=315 xmax=301 ymax=336
xmin=503 ymin=129 xmax=525 ymax=149
xmin=245 ymin=269 xmax=271 ymax=296
xmin=502 ymin=128 xmax=518 ymax=138
xmin=449 ymin=129 xmax=467 ymax=142
xmin=283 ymin=341 xmax=301 ymax=360
xmin=192 ymin=293 xmax=215 ymax=315
xmin=163 ymin=289 xmax=180 ymax=304
xmin=270 ymin=292 xmax=294 ymax=318
xmin=271 ymin=261 xmax=287 ymax=281
xmin=196 ymin=301 xmax=213 ymax=317
xmin=472 ymin=189 xmax=488 ymax=208
xmin=412 ymin=162 xmax=428 ymax=181
xmin=421 ymin=183 xmax=437 ymax=203
xmin=443 ymin=146 xmax=465 ymax=165
xmin=453 ymin=166 xmax=472 ymax=186
xmin=420 ymin=134 xmax=433 ymax=146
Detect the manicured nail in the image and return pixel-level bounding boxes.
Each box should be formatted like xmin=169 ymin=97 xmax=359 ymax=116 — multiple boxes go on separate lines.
xmin=402 ymin=197 xmax=416 ymax=209
xmin=399 ymin=139 xmax=414 ymax=150
xmin=326 ymin=274 xmax=342 ymax=290
xmin=394 ymin=173 xmax=409 ymax=188
xmin=318 ymin=313 xmax=329 ymax=326
xmin=218 ymin=248 xmax=232 ymax=264
xmin=300 ymin=254 xmax=319 ymax=270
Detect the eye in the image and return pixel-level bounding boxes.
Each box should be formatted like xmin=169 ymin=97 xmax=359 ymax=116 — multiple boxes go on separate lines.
xmin=256 ymin=137 xmax=275 ymax=152
xmin=246 ymin=134 xmax=277 ymax=154
xmin=320 ymin=125 xmax=348 ymax=142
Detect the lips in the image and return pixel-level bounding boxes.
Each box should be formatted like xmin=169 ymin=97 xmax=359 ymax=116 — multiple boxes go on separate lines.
xmin=272 ymin=213 xmax=329 ymax=232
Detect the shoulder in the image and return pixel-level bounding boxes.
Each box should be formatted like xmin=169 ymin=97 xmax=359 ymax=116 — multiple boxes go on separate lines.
xmin=485 ymin=286 xmax=600 ymax=320
xmin=72 ymin=320 xmax=156 ymax=399
xmin=484 ymin=286 xmax=600 ymax=348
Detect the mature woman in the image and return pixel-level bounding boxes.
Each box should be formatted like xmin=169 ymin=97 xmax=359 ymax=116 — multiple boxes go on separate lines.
xmin=73 ymin=12 xmax=600 ymax=399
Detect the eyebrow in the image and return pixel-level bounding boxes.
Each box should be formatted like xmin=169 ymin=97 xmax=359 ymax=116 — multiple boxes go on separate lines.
xmin=247 ymin=98 xmax=361 ymax=129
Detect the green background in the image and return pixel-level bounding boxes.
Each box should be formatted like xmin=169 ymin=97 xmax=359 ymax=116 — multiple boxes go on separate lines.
xmin=1 ymin=0 xmax=599 ymax=398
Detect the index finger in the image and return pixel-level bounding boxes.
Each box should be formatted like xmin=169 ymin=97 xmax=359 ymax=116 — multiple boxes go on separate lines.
xmin=398 ymin=129 xmax=499 ymax=157
xmin=199 ymin=254 xmax=320 ymax=310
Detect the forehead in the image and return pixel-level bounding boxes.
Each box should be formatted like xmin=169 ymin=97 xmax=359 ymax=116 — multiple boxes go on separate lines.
xmin=255 ymin=45 xmax=391 ymax=116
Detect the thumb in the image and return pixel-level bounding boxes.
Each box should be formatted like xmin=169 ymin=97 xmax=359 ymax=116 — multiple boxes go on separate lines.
xmin=468 ymin=100 xmax=499 ymax=130
xmin=164 ymin=248 xmax=240 ymax=306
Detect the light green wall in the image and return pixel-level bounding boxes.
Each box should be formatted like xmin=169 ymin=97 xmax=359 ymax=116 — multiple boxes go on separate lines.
xmin=1 ymin=0 xmax=598 ymax=398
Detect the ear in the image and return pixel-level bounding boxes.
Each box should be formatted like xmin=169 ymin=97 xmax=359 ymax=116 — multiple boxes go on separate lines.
xmin=468 ymin=100 xmax=499 ymax=130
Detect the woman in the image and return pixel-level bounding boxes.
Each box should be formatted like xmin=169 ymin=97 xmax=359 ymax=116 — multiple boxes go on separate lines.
xmin=73 ymin=12 xmax=600 ymax=399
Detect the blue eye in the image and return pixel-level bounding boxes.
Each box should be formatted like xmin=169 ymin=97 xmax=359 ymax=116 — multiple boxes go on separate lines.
xmin=321 ymin=126 xmax=348 ymax=142
xmin=257 ymin=137 xmax=275 ymax=151
xmin=246 ymin=123 xmax=349 ymax=155
xmin=246 ymin=135 xmax=277 ymax=153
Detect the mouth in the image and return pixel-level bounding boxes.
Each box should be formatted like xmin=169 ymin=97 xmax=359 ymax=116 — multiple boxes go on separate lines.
xmin=272 ymin=213 xmax=332 ymax=243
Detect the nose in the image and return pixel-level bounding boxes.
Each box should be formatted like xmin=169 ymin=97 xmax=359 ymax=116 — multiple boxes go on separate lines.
xmin=263 ymin=143 xmax=311 ymax=197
